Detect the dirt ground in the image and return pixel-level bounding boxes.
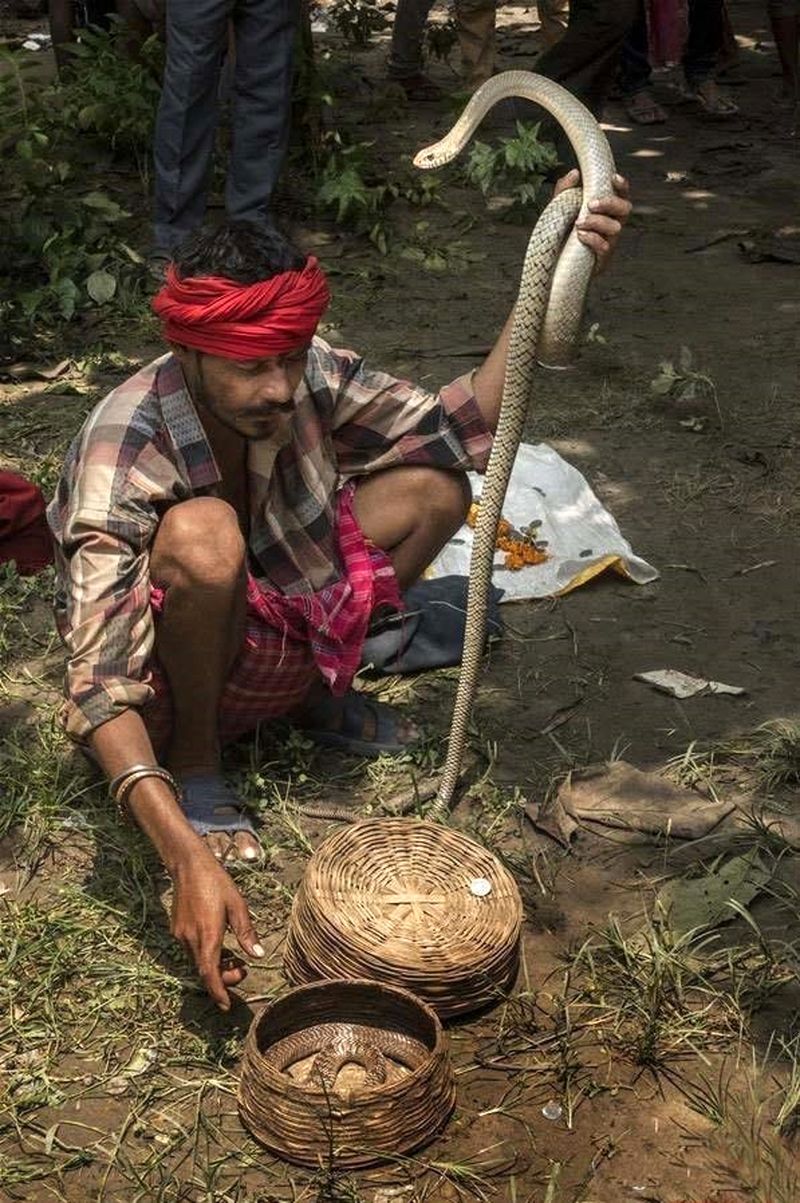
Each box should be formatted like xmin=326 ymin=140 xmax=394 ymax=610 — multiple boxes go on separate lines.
xmin=1 ymin=0 xmax=799 ymax=1200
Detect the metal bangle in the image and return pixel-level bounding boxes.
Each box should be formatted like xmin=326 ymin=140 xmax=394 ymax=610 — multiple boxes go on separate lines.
xmin=116 ymin=767 xmax=181 ymax=808
xmin=111 ymin=765 xmax=182 ymax=821
xmin=108 ymin=763 xmax=159 ymax=801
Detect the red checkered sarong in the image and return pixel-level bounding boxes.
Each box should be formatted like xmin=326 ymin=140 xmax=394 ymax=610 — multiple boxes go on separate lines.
xmin=144 ymin=483 xmax=401 ymax=747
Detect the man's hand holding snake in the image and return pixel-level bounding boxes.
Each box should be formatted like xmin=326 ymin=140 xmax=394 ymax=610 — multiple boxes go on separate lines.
xmin=555 ymin=168 xmax=632 ymax=272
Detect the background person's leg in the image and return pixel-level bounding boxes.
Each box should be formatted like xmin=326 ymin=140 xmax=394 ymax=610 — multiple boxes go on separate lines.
xmin=454 ymin=0 xmax=497 ymax=92
xmin=618 ymin=0 xmax=667 ymax=123
xmin=117 ymin=0 xmax=165 ymax=60
xmin=683 ymin=0 xmax=725 ymax=86
xmin=682 ymin=0 xmax=738 ymax=113
xmin=49 ymin=0 xmax=76 ymax=75
xmin=537 ymin=0 xmax=570 ymax=49
xmin=152 ymin=0 xmax=229 ymax=254
xmin=534 ymin=0 xmax=639 ymax=117
xmin=387 ymin=0 xmax=435 ymax=81
xmin=225 ymin=0 xmax=297 ymax=227
xmin=618 ymin=0 xmax=651 ymax=98
xmin=767 ymin=0 xmax=800 ymax=101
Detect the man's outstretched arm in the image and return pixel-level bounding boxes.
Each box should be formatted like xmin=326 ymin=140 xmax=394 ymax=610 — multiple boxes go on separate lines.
xmin=90 ymin=710 xmax=265 ymax=1011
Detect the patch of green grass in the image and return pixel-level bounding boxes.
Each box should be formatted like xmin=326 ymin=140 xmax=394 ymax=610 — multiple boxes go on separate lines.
xmin=0 ymin=715 xmax=90 ymax=854
xmin=0 ymin=563 xmax=57 ymax=666
xmin=730 ymin=721 xmax=800 ymax=796
xmin=679 ymin=1055 xmax=800 ymax=1202
xmin=566 ymin=916 xmax=749 ymax=1070
xmin=669 ymin=720 xmax=800 ymax=807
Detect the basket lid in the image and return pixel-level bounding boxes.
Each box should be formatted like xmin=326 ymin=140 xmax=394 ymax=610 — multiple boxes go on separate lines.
xmin=286 ymin=819 xmax=522 ymax=1012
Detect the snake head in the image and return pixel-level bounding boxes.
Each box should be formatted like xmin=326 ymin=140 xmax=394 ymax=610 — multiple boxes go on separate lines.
xmin=413 ymin=148 xmax=440 ymax=170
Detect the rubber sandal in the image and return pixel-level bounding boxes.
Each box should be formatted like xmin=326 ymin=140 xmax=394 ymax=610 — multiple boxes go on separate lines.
xmin=623 ymin=90 xmax=667 ymax=125
xmin=298 ymin=690 xmax=422 ymax=757
xmin=396 ymin=73 xmax=443 ymax=101
xmin=681 ymin=81 xmax=738 ymax=116
xmin=180 ymin=774 xmax=260 ymax=849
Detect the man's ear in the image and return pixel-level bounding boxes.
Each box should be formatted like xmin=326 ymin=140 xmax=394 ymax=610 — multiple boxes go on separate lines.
xmin=168 ymin=341 xmax=190 ymax=367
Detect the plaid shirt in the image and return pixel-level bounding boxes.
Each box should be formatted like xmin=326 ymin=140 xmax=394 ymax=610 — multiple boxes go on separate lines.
xmin=48 ymin=338 xmax=492 ymax=739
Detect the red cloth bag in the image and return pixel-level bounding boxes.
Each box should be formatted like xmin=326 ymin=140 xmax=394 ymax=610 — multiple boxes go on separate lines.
xmin=0 ymin=471 xmax=53 ymax=575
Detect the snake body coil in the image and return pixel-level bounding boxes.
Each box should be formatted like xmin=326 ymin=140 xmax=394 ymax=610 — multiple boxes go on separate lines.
xmin=413 ymin=72 xmax=615 ymax=819
xmin=264 ymin=1022 xmax=429 ymax=1093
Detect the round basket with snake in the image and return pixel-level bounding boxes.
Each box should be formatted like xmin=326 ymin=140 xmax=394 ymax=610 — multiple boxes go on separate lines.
xmin=283 ymin=818 xmax=523 ymax=1017
xmin=238 ymin=978 xmax=455 ymax=1168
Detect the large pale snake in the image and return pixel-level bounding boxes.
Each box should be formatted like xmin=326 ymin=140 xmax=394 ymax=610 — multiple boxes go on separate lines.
xmin=415 ymin=71 xmax=615 ymax=821
xmin=297 ymin=72 xmax=615 ymax=825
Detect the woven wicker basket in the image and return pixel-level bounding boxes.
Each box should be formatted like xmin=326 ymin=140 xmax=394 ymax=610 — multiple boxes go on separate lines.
xmin=238 ymin=978 xmax=455 ymax=1168
xmin=284 ymin=818 xmax=523 ymax=1018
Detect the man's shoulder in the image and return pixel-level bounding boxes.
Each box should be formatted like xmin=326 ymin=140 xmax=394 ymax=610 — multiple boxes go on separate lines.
xmin=49 ymin=353 xmax=196 ymax=532
xmin=82 ymin=353 xmax=176 ymax=446
xmin=307 ymin=334 xmax=361 ymax=384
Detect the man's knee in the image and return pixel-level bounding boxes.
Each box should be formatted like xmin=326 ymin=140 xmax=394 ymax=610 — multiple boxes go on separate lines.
xmin=152 ymin=498 xmax=246 ymax=587
xmin=354 ymin=465 xmax=471 ymax=553
xmin=411 ymin=467 xmax=471 ymax=531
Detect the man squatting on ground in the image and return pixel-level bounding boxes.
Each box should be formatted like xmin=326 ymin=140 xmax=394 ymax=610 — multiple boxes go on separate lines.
xmin=48 ymin=174 xmax=631 ymax=1009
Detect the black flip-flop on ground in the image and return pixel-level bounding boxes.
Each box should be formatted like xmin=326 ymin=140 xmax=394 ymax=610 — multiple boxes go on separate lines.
xmin=298 ymin=689 xmax=422 ymax=757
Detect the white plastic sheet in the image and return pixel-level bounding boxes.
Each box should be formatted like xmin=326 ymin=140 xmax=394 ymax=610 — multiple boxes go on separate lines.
xmin=429 ymin=443 xmax=658 ymax=600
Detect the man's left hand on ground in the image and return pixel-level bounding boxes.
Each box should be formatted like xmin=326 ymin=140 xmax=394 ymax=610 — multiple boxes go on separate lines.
xmin=555 ymin=169 xmax=633 ymax=273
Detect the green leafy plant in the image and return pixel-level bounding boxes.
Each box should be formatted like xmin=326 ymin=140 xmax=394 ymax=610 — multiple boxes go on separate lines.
xmin=317 ymin=142 xmax=380 ymax=221
xmin=315 ymin=139 xmax=396 ymax=252
xmin=650 ymin=344 xmax=721 ymax=425
xmin=464 ymin=121 xmax=559 ymax=217
xmin=315 ymin=132 xmax=444 ymax=253
xmin=328 ymin=0 xmax=388 ymax=47
xmin=400 ymin=220 xmax=486 ymax=273
xmin=57 ymin=19 xmax=163 ymax=177
xmin=0 ymin=46 xmax=146 ymax=353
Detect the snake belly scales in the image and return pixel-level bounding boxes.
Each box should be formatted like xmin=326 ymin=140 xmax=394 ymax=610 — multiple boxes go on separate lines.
xmin=264 ymin=1023 xmax=429 ymax=1092
xmin=298 ymin=71 xmax=615 ymax=824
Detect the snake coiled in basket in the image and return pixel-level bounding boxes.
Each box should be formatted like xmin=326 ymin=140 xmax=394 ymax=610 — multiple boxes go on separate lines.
xmin=412 ymin=71 xmax=616 ymax=820
xmin=264 ymin=1021 xmax=430 ymax=1091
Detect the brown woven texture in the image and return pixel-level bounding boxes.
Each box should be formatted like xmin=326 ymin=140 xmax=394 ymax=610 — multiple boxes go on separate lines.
xmin=238 ymin=978 xmax=455 ymax=1168
xmin=284 ymin=818 xmax=523 ymax=1017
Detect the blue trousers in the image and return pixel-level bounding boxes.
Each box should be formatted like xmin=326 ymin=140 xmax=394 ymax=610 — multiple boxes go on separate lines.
xmin=153 ymin=0 xmax=297 ymax=252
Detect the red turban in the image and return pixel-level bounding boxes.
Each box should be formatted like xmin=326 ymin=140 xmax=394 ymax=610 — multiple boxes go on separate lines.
xmin=151 ymin=256 xmax=330 ymax=360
